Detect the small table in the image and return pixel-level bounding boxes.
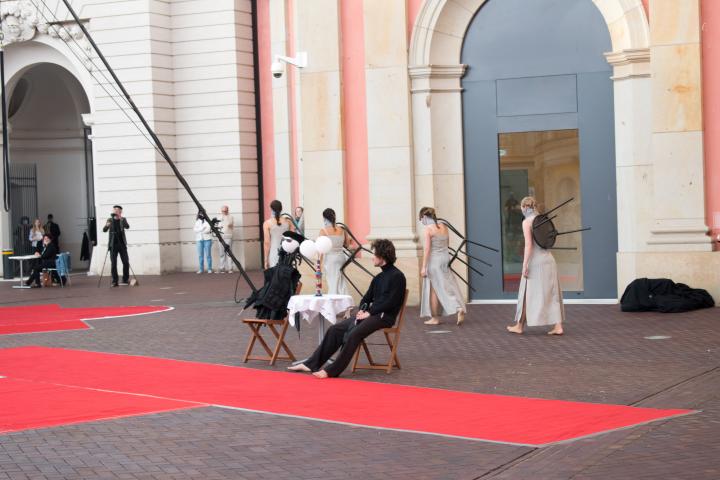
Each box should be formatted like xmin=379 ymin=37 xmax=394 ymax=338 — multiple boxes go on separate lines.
xmin=287 ymin=294 xmax=355 ymax=344
xmin=8 ymin=255 xmax=38 ymax=289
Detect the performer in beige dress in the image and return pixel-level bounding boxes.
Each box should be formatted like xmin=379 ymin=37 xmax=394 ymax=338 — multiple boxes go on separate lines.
xmin=419 ymin=207 xmax=467 ymax=326
xmin=262 ymin=199 xmax=294 ymax=269
xmin=507 ymin=197 xmax=564 ymax=335
xmin=318 ymin=208 xmax=355 ymax=295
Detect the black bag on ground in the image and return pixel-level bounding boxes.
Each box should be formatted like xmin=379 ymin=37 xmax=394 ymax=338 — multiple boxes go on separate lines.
xmin=620 ymin=278 xmax=715 ymax=313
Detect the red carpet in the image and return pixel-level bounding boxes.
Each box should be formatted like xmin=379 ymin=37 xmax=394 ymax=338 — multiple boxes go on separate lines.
xmin=0 ymin=377 xmax=203 ymax=434
xmin=0 ymin=305 xmax=173 ymax=335
xmin=0 ymin=347 xmax=693 ymax=445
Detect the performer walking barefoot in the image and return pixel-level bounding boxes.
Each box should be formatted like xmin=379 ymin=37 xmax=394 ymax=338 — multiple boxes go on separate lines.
xmin=418 ymin=207 xmax=466 ymax=326
xmin=506 ymin=197 xmax=564 ymax=335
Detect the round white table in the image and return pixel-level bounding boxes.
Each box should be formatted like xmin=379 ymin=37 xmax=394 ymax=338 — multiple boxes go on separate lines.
xmin=287 ymin=294 xmax=355 ymax=344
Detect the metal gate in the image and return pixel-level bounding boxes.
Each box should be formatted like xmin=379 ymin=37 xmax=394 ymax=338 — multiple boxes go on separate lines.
xmin=10 ymin=163 xmax=38 ymax=256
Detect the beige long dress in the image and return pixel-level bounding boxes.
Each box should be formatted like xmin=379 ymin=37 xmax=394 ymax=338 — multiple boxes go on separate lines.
xmin=513 ymin=225 xmax=565 ymax=327
xmin=268 ymin=221 xmax=289 ymax=268
xmin=323 ymin=234 xmax=348 ymax=295
xmin=420 ymin=235 xmax=466 ymax=317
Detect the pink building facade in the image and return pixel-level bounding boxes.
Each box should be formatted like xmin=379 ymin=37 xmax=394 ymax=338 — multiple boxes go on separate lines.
xmin=255 ymin=0 xmax=720 ymax=304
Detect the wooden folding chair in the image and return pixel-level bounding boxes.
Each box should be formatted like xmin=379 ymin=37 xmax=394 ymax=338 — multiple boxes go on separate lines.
xmin=351 ymin=289 xmax=409 ymax=374
xmin=242 ymin=282 xmax=302 ymax=366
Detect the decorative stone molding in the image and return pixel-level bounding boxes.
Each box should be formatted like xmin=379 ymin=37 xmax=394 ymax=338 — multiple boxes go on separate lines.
xmin=0 ymin=1 xmax=92 ymax=67
xmin=409 ymin=64 xmax=467 ymax=93
xmin=605 ymin=48 xmax=651 ymax=80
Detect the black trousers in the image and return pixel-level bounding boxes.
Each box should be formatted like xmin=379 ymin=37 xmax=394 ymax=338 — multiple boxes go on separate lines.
xmin=27 ymin=260 xmax=55 ymax=286
xmin=110 ymin=245 xmax=129 ymax=283
xmin=304 ymin=314 xmax=394 ymax=377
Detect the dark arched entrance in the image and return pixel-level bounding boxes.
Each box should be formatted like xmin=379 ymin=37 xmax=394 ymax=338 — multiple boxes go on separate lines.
xmin=8 ymin=63 xmax=94 ymax=269
xmin=462 ymin=0 xmax=617 ymax=300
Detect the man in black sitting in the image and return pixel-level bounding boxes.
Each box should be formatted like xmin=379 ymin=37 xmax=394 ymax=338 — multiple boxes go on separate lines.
xmin=288 ymin=239 xmax=406 ymax=378
xmin=25 ymin=234 xmax=58 ymax=288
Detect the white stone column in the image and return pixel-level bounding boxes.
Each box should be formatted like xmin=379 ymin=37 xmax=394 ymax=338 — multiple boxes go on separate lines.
xmin=362 ymin=0 xmax=420 ymax=302
xmin=85 ymin=0 xmax=175 ymax=275
xmin=295 ymin=0 xmax=345 ymax=239
xmin=169 ymin=0 xmax=261 ymax=271
xmin=606 ymin=49 xmax=653 ymax=253
xmin=647 ymin=0 xmax=712 ymax=250
xmin=363 ymin=0 xmax=417 ymax=248
xmin=409 ymin=65 xmax=468 ymax=299
xmin=410 ymin=65 xmax=467 ymax=239
xmin=270 ymin=0 xmax=294 ymax=209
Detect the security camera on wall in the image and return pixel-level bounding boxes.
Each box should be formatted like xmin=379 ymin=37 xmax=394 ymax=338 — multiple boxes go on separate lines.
xmin=271 ymin=52 xmax=308 ymax=79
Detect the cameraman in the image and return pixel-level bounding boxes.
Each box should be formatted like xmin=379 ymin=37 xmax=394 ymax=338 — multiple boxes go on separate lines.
xmin=103 ymin=205 xmax=130 ymax=287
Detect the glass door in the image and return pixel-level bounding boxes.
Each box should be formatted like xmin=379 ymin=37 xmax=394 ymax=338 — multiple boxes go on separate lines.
xmin=499 ymin=130 xmax=584 ymax=293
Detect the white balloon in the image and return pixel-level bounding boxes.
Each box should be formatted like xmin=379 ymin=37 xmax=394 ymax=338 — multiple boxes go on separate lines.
xmin=315 ymin=235 xmax=333 ymax=254
xmin=282 ymin=238 xmax=299 ymax=253
xmin=299 ymin=239 xmax=318 ymax=258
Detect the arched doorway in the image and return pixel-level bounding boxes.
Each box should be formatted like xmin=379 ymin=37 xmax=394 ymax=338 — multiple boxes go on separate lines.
xmin=6 ymin=62 xmax=94 ymax=269
xmin=461 ymin=0 xmax=617 ymax=299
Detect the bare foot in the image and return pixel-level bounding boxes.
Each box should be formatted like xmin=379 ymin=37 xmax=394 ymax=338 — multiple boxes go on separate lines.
xmin=287 ymin=363 xmax=311 ymax=372
xmin=506 ymin=324 xmax=523 ymax=334
xmin=457 ymin=310 xmax=466 ymax=326
xmin=548 ymin=326 xmax=564 ymax=336
xmin=312 ymin=370 xmax=329 ymax=379
xmin=424 ymin=318 xmax=441 ymax=325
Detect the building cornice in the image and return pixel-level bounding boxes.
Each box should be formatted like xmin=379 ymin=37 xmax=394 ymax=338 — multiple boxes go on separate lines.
xmin=605 ymin=48 xmax=651 ymax=80
xmin=409 ymin=64 xmax=467 ymax=94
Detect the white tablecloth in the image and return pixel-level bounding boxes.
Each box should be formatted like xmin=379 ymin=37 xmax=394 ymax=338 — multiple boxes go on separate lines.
xmin=287 ymin=294 xmax=355 ymax=328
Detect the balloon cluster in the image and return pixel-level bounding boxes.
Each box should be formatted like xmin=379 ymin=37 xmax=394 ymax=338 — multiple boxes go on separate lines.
xmin=299 ymin=236 xmax=333 ymax=258
xmin=297 ymin=236 xmax=333 ymax=296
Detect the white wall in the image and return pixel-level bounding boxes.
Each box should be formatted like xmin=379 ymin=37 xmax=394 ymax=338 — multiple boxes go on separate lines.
xmin=0 ymin=0 xmax=262 ymax=277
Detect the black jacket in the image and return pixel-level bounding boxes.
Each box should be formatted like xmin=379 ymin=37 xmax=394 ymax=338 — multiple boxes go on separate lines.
xmin=103 ymin=217 xmax=130 ymax=249
xmin=360 ymin=263 xmax=407 ymax=323
xmin=620 ymin=278 xmax=715 ymax=313
xmin=37 ymin=242 xmax=58 ymax=269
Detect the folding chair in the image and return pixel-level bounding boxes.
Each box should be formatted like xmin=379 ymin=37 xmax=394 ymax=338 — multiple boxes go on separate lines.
xmin=44 ymin=252 xmax=71 ymax=288
xmin=352 ymin=289 xmax=409 ymax=374
xmin=242 ymin=282 xmax=302 ymax=366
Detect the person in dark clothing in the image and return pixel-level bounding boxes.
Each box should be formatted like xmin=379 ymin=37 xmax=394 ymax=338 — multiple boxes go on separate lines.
xmin=102 ymin=205 xmax=130 ymax=287
xmin=44 ymin=214 xmax=61 ymax=251
xmin=25 ymin=234 xmax=58 ymax=287
xmin=288 ymin=239 xmax=407 ymax=378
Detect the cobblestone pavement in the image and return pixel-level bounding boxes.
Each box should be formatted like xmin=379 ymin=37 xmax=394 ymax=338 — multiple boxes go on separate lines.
xmin=1 ymin=272 xmax=718 ymax=479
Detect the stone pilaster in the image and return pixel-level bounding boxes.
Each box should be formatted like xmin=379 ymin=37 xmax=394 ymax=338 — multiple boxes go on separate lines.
xmin=270 ymin=0 xmax=294 ymax=209
xmin=647 ymin=0 xmax=711 ymax=250
xmin=295 ymin=0 xmax=345 ymax=239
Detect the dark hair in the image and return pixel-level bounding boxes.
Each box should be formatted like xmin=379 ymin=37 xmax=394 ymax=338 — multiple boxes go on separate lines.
xmin=47 ymin=214 xmax=54 ymax=220
xmin=418 ymin=206 xmax=438 ymax=226
xmin=270 ymin=200 xmax=282 ymax=225
xmin=371 ymin=239 xmax=396 ymax=265
xmin=322 ymin=208 xmax=336 ymax=227
xmin=43 ymin=233 xmax=53 ymax=241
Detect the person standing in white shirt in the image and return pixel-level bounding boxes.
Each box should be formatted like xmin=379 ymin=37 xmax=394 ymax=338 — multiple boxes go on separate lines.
xmin=193 ymin=212 xmax=213 ymax=273
xmin=217 ymin=205 xmax=235 ymax=273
